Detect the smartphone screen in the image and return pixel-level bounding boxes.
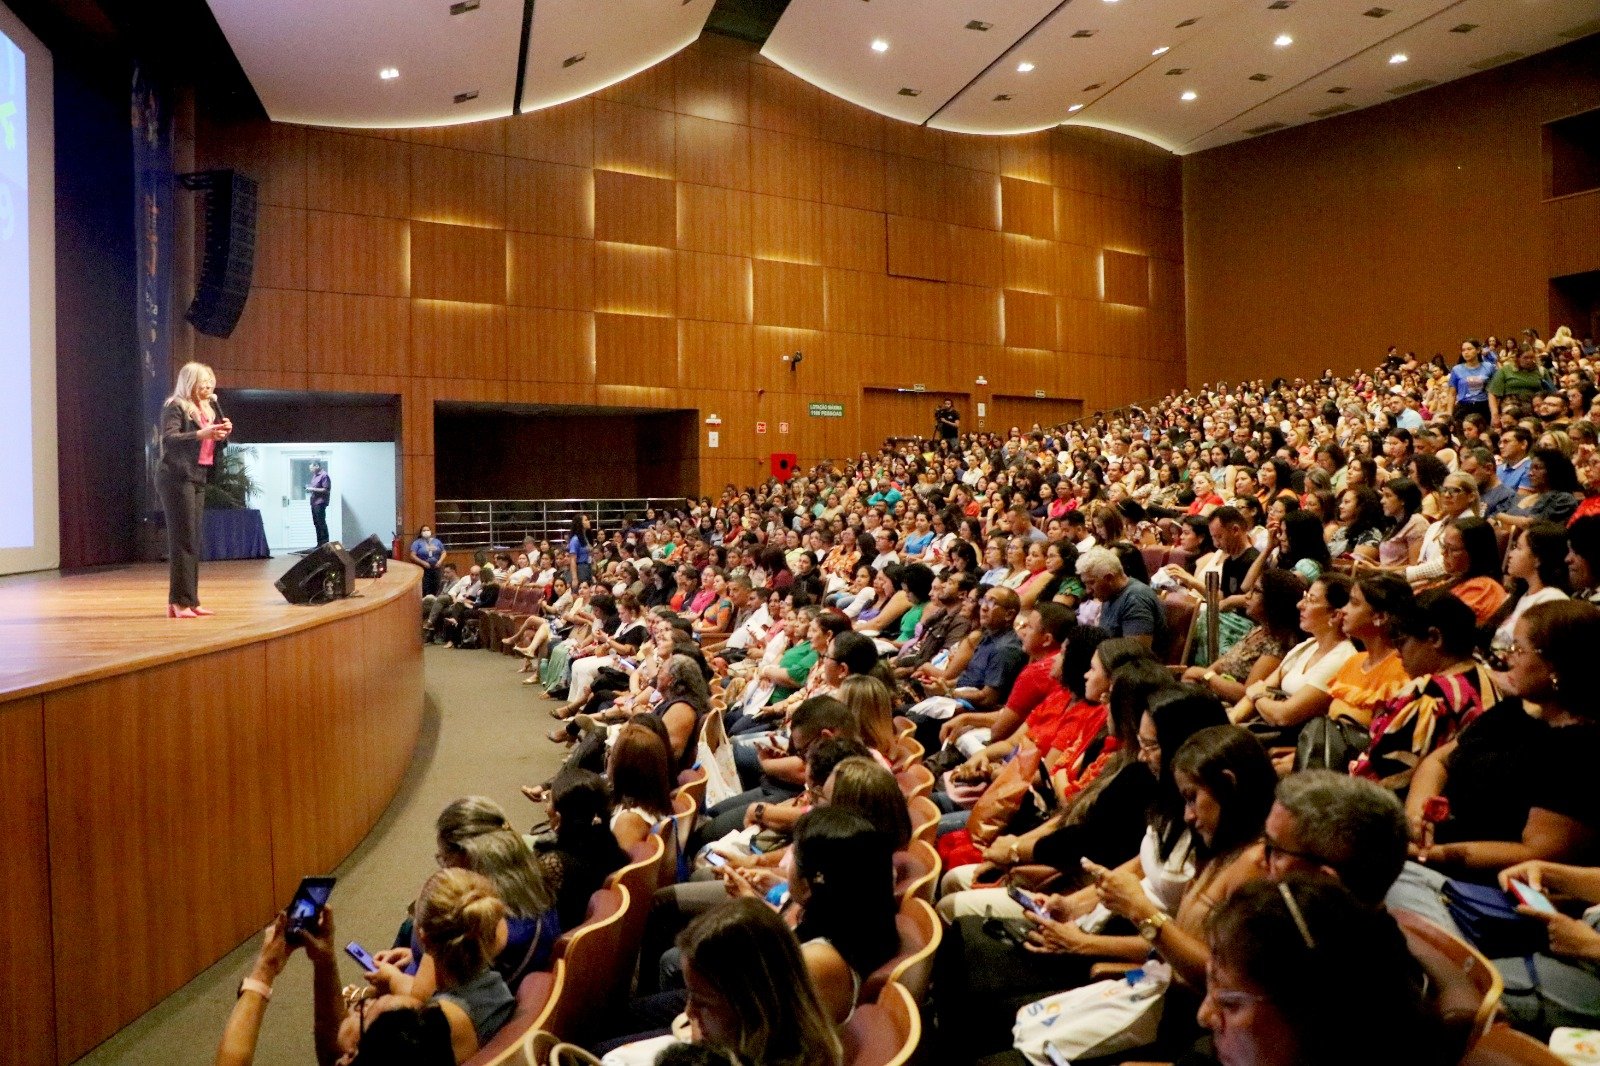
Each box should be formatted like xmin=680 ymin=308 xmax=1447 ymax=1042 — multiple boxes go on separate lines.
xmin=1008 ymin=885 xmax=1047 ymax=918
xmin=1509 ymin=879 xmax=1558 ymax=915
xmin=345 ymin=941 xmax=378 ymax=973
xmin=285 ymin=875 xmax=336 ymax=933
xmin=704 ymin=850 xmax=729 ymax=868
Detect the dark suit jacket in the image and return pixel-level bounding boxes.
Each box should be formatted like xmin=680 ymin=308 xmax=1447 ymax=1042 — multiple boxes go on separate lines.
xmin=158 ymin=399 xmax=227 ymax=484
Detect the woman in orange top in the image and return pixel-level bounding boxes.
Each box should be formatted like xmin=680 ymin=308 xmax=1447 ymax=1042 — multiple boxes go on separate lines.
xmin=1324 ymin=572 xmax=1415 ymax=729
xmin=1425 ymin=517 xmax=1509 ymax=626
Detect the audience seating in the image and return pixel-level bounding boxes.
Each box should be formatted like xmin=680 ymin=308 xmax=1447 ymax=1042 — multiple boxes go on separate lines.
xmin=545 ymin=886 xmax=632 ymax=1041
xmin=1461 ymin=1026 xmax=1570 ymax=1066
xmin=1393 ymin=909 xmax=1504 ymax=1056
xmin=843 ymin=980 xmax=922 ymax=1066
xmin=672 ymin=765 xmax=708 ymax=810
xmin=897 ymin=840 xmax=940 ymax=907
xmin=1157 ymin=592 xmax=1198 ymax=666
xmin=893 ymin=716 xmax=916 ymax=740
xmin=907 ymin=795 xmax=940 ymax=846
xmin=462 ymin=963 xmax=566 ymax=1066
xmin=863 ymin=897 xmax=942 ymax=1004
xmin=895 ymin=763 xmax=935 ymax=800
xmin=652 ymin=791 xmax=697 ymax=884
xmin=604 ymin=835 xmax=665 ymax=993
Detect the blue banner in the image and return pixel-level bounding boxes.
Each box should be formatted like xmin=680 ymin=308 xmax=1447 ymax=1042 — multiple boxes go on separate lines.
xmin=132 ymin=66 xmax=173 ymax=542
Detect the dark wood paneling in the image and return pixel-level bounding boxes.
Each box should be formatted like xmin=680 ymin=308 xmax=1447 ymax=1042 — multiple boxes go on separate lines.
xmin=0 ymin=697 xmax=54 ymax=1066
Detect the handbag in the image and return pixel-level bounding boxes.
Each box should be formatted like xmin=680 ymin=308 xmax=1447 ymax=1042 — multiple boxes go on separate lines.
xmin=968 ymin=743 xmax=1044 ymax=847
xmin=1294 ymin=715 xmax=1370 ymax=772
xmin=1441 ymin=878 xmax=1548 ymax=959
xmin=1012 ymin=960 xmax=1170 ymax=1065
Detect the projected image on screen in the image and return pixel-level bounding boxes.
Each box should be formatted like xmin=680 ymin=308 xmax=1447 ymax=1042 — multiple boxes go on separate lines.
xmin=0 ymin=27 xmax=30 ymax=550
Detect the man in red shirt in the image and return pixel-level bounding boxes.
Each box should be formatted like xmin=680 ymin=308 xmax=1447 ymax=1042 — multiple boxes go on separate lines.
xmin=938 ymin=601 xmax=1074 ymax=755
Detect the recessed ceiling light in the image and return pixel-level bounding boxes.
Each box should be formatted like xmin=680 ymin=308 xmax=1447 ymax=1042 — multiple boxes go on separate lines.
xmin=993 ymin=93 xmax=1013 ymax=101
xmin=453 ymin=89 xmax=479 ymax=103
xmin=898 ymin=87 xmax=921 ymax=96
xmin=871 ymin=39 xmax=889 ymax=52
xmin=1017 ymin=61 xmax=1035 ymax=73
xmin=1071 ymin=29 xmax=1095 ymax=38
xmin=1389 ymin=52 xmax=1408 ymax=64
xmin=562 ymin=52 xmax=586 ymax=67
xmin=379 ymin=67 xmax=399 ymax=80
xmin=1181 ymin=90 xmax=1198 ymax=101
xmin=1274 ymin=33 xmax=1292 ymax=47
xmin=1152 ymin=45 xmax=1170 ymax=56
xmin=1067 ymin=103 xmax=1084 ymax=112
xmin=966 ymin=19 xmax=992 ymax=31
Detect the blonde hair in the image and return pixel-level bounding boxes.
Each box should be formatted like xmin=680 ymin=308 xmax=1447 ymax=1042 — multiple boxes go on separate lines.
xmin=435 ymin=796 xmax=555 ymax=918
xmin=415 ymin=868 xmax=507 ymax=985
xmin=837 ymin=674 xmax=896 ymax=755
xmin=167 ymin=361 xmax=216 ymax=421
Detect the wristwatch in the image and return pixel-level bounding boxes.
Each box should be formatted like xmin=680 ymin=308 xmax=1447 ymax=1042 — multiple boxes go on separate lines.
xmin=752 ymin=803 xmax=767 ymax=828
xmin=238 ymin=977 xmax=273 ymax=1001
xmin=1137 ymin=912 xmax=1171 ymax=943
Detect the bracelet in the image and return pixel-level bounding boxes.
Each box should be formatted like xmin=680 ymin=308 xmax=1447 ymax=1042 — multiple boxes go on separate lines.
xmin=238 ymin=977 xmax=273 ymax=1002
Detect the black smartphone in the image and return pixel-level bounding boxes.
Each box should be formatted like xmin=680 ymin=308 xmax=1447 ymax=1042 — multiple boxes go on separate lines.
xmin=1008 ymin=885 xmax=1048 ymax=918
xmin=285 ymin=875 xmax=336 ymax=935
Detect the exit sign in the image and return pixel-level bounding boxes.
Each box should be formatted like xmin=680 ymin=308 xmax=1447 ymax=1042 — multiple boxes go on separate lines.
xmin=808 ymin=402 xmax=844 ymax=418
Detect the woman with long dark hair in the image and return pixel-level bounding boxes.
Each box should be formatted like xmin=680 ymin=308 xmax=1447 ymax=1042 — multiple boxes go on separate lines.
xmin=567 ymin=513 xmax=595 ymax=585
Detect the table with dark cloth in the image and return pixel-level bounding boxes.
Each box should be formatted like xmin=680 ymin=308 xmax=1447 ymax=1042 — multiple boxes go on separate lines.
xmin=202 ymin=508 xmax=272 ymax=561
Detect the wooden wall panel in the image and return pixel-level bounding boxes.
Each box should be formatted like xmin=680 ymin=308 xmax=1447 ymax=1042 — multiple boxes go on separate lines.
xmin=1102 ymin=249 xmax=1151 ymax=307
xmin=677 ymin=115 xmax=751 ymax=190
xmin=887 ymin=214 xmax=951 ymax=282
xmin=596 ymin=242 xmax=676 ymax=316
xmin=678 ymin=183 xmax=751 ymax=257
xmin=753 ymin=258 xmax=824 ymax=330
xmin=410 ymin=144 xmax=506 ymax=229
xmin=509 ymin=307 xmax=596 ymax=384
xmin=596 ymin=313 xmax=679 ymax=388
xmin=505 ymin=159 xmax=593 ymax=238
xmin=0 ymin=697 xmax=54 ymax=1066
xmin=411 ymin=302 xmax=507 ymax=381
xmin=595 ymin=170 xmax=677 ymax=248
xmin=594 ymin=100 xmax=676 ymax=177
xmin=508 ymin=232 xmax=595 ymax=310
xmin=45 ymin=646 xmax=276 ymax=1064
xmin=305 ymin=130 xmax=411 ymax=217
xmin=410 ymin=221 xmax=506 ymax=304
xmin=1002 ymin=176 xmax=1055 ymax=239
xmin=678 ymin=251 xmax=752 ymax=323
xmin=1005 ymin=289 xmax=1057 ymax=350
xmin=305 ymin=211 xmax=410 ymax=297
xmin=190 ymin=33 xmax=1185 ymax=512
xmin=307 ymin=292 xmax=411 ymax=378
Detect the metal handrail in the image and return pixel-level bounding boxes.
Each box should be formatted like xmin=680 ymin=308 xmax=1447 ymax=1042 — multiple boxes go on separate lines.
xmin=434 ymin=497 xmax=687 ymax=549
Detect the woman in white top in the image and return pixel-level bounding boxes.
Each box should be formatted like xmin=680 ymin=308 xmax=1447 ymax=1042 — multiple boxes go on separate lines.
xmin=1405 ymin=472 xmax=1480 ymax=587
xmin=1229 ymin=574 xmax=1358 ymax=734
xmin=1156 ymin=516 xmax=1223 ymax=599
xmin=1492 ymin=522 xmax=1571 ymax=651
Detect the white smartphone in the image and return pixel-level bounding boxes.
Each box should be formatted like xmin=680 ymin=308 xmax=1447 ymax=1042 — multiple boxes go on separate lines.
xmin=704 ymin=850 xmax=729 ymax=868
xmin=1509 ymin=879 xmax=1558 ymax=915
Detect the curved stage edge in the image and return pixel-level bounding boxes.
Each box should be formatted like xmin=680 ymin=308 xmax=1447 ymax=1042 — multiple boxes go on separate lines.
xmin=0 ymin=559 xmax=424 ymax=1066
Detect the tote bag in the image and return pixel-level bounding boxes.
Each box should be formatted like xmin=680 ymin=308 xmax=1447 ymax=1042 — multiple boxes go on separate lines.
xmin=1013 ymin=960 xmax=1170 ymax=1065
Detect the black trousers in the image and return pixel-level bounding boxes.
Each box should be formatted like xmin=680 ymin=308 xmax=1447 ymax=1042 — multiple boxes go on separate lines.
xmin=310 ymin=502 xmax=329 ymax=545
xmin=158 ymin=472 xmax=205 ymax=607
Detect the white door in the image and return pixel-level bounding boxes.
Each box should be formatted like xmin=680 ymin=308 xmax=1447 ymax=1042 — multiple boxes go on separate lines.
xmin=280 ymin=452 xmax=341 ymax=551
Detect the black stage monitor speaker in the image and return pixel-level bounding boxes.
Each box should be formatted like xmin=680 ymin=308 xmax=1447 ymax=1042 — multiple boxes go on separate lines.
xmin=181 ymin=169 xmax=259 ymax=338
xmin=348 ymin=534 xmax=389 ymax=578
xmin=276 ymin=542 xmax=357 ymax=605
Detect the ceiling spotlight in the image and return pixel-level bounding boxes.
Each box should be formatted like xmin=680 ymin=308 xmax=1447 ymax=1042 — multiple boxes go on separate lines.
xmin=871 ymin=38 xmax=889 ymax=52
xmin=1274 ymin=33 xmax=1292 ymax=47
xmin=1389 ymin=52 xmax=1408 ymax=64
xmin=1017 ymin=61 xmax=1035 ymax=72
xmin=1152 ymin=46 xmax=1169 ymax=56
xmin=1067 ymin=103 xmax=1084 ymax=112
xmin=379 ymin=67 xmax=400 ymax=80
xmin=1181 ymin=90 xmax=1198 ymax=101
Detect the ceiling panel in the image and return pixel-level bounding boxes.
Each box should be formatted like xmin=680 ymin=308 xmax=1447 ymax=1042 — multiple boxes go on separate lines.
xmin=761 ymin=0 xmax=1065 ymax=126
xmin=520 ymin=0 xmax=714 ymax=113
xmin=1181 ymin=0 xmax=1600 ymax=153
xmin=205 ymin=0 xmax=525 ymax=128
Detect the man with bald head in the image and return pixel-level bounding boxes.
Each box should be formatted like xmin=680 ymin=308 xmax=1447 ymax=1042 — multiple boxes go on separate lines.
xmin=907 ymin=586 xmax=1027 ymax=750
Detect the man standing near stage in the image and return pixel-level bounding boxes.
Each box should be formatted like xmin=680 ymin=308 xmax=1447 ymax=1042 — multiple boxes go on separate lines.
xmin=935 ymin=398 xmax=960 ymax=445
xmin=306 ymin=462 xmax=331 ymax=545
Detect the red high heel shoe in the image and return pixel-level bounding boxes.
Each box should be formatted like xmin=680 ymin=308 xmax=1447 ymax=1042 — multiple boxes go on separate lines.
xmin=191 ymin=605 xmax=215 ymax=616
xmin=168 ymin=604 xmax=199 ymax=618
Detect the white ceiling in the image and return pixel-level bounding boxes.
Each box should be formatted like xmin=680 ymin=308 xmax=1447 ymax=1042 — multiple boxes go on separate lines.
xmin=204 ymin=0 xmax=714 ymax=129
xmin=765 ymin=0 xmax=1600 ymax=153
xmin=203 ymin=0 xmax=1598 ymax=151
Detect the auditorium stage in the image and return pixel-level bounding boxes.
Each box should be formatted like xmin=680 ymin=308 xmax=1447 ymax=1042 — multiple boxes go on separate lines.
xmin=0 ymin=558 xmax=425 ymax=1066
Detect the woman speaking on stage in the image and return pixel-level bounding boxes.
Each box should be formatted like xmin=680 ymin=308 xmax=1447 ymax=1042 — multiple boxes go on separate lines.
xmin=157 ymin=361 xmax=232 ymax=617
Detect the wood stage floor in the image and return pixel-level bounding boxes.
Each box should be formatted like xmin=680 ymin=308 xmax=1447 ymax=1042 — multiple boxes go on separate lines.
xmin=0 ymin=557 xmax=406 ymax=700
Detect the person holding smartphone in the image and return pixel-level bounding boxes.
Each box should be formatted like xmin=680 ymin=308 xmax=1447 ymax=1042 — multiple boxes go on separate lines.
xmin=156 ymin=361 xmax=231 ymax=618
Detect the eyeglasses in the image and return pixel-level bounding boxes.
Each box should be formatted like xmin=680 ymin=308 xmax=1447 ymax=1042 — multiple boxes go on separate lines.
xmin=1262 ymin=835 xmax=1332 ymax=869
